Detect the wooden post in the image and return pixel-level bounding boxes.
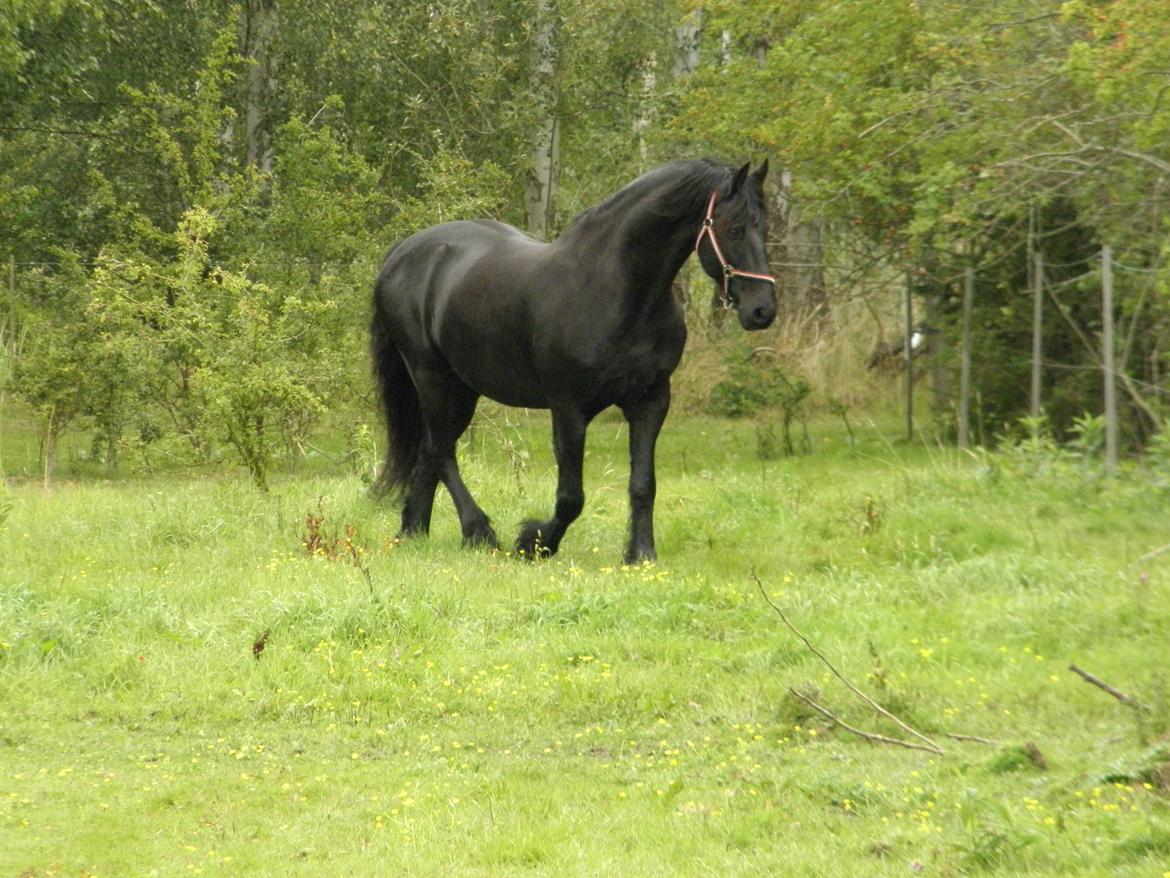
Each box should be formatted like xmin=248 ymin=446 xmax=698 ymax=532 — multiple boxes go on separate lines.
xmin=1 ymin=255 xmax=12 ymax=474
xmin=958 ymin=266 xmax=974 ymax=449
xmin=903 ymin=269 xmax=914 ymax=441
xmin=1031 ymin=249 xmax=1044 ymax=419
xmin=1102 ymin=245 xmax=1118 ymax=472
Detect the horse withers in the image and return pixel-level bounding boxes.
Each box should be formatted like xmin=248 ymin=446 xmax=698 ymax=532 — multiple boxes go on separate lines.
xmin=370 ymin=158 xmax=775 ymax=562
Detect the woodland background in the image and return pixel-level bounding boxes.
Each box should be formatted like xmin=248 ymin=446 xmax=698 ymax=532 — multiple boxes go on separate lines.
xmin=3 ymin=0 xmax=1170 ymax=485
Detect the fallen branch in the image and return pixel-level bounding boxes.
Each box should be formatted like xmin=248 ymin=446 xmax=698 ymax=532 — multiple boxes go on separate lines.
xmin=789 ymin=688 xmax=944 ymax=755
xmin=1132 ymin=542 xmax=1170 ymax=567
xmin=945 ymin=732 xmax=997 ymax=746
xmin=752 ymin=570 xmax=943 ymax=754
xmin=1069 ymin=663 xmax=1148 ymax=711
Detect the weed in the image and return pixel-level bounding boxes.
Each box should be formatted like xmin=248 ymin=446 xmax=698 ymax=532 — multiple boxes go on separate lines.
xmin=300 ymin=496 xmax=372 ymax=589
xmin=987 ymin=742 xmax=1048 ymax=774
xmin=953 ymin=794 xmax=1040 ymax=871
xmin=828 ymin=396 xmax=857 ymax=446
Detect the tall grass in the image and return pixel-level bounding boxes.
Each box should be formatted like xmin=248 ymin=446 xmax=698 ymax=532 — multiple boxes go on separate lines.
xmin=1 ymin=412 xmax=1168 ymax=876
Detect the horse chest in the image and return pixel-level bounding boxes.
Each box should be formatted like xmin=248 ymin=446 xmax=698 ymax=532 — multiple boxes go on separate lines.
xmin=587 ymin=320 xmax=685 ymax=405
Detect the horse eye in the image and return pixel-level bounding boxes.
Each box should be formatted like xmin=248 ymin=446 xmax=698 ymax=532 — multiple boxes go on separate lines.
xmin=729 ymin=226 xmax=745 ymax=240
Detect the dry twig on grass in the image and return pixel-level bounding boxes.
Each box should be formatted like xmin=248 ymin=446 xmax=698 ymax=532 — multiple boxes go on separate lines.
xmin=1069 ymin=663 xmax=1148 ymax=711
xmin=788 ymin=688 xmax=944 ymax=754
xmin=752 ymin=570 xmax=944 ymax=754
xmin=945 ymin=732 xmax=997 ymax=745
xmin=1131 ymin=542 xmax=1170 ymax=567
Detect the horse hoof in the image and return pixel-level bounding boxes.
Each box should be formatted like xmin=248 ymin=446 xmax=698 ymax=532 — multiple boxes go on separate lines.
xmin=463 ymin=522 xmax=499 ymax=550
xmin=515 ymin=520 xmax=555 ymax=560
xmin=624 ymin=546 xmax=657 ymax=565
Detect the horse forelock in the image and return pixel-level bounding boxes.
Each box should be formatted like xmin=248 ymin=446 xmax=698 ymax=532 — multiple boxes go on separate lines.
xmin=715 ymin=164 xmax=767 ymax=227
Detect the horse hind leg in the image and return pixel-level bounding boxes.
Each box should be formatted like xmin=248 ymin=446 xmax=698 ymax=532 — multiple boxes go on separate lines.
xmin=411 ymin=366 xmax=498 ymax=549
xmin=398 ymin=453 xmax=440 ymax=537
xmin=439 ymin=455 xmax=498 ymax=548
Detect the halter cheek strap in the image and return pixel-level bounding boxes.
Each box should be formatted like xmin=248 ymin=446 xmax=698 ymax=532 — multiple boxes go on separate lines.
xmin=694 ymin=189 xmax=776 ymax=309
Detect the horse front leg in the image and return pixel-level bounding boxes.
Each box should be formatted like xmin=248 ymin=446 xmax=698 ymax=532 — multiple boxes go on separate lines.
xmin=515 ymin=408 xmax=587 ymax=559
xmin=622 ymin=379 xmax=671 ymax=564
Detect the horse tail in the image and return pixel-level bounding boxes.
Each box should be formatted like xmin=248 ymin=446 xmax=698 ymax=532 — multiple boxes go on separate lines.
xmin=369 ymin=271 xmax=422 ymax=499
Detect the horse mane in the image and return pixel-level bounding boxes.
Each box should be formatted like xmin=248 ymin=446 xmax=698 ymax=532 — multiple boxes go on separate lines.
xmin=564 ymin=158 xmax=765 ymax=232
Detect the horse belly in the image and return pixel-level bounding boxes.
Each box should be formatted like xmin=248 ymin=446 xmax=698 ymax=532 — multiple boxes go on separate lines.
xmin=451 ymin=347 xmax=549 ymax=409
xmin=434 ymin=286 xmax=550 ymax=409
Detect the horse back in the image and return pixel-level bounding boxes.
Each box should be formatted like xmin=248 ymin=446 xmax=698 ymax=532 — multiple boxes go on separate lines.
xmin=374 ymin=218 xmax=685 ymax=412
xmin=375 ymin=220 xmax=557 ymax=406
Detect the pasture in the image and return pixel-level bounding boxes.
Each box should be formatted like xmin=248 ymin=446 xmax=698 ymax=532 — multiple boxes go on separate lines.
xmin=2 ymin=409 xmax=1168 ymax=876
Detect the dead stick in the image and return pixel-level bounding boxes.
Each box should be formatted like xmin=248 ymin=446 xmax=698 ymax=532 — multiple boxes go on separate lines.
xmin=789 ymin=689 xmax=943 ymax=755
xmin=945 ymin=732 xmax=997 ymax=745
xmin=1132 ymin=542 xmax=1170 ymax=567
xmin=1069 ymin=663 xmax=1147 ymax=710
xmin=753 ymin=571 xmax=943 ymax=753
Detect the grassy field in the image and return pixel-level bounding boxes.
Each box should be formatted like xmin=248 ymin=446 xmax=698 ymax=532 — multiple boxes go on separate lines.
xmin=2 ymin=407 xmax=1169 ymax=876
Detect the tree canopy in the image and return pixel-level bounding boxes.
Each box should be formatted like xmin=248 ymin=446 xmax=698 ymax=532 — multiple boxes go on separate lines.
xmin=2 ymin=0 xmax=1168 ymax=482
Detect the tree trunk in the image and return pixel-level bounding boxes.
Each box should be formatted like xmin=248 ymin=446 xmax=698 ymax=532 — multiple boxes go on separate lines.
xmin=525 ymin=0 xmax=560 ymax=238
xmin=634 ymin=51 xmax=657 ymax=172
xmin=926 ymin=290 xmax=948 ymax=424
xmin=240 ymin=0 xmax=278 ymax=172
xmin=775 ymin=168 xmax=827 ymax=318
xmin=41 ymin=405 xmax=57 ymax=494
xmin=673 ymin=11 xmax=701 ymax=78
xmin=727 ymin=37 xmax=828 ymax=322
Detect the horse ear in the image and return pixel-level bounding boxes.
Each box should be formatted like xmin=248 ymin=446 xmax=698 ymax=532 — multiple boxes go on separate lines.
xmin=752 ymin=158 xmax=769 ymax=185
xmin=730 ymin=161 xmax=751 ymax=195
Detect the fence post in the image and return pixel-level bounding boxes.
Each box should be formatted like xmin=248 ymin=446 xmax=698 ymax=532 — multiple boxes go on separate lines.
xmin=903 ymin=269 xmax=914 ymax=441
xmin=958 ymin=266 xmax=974 ymax=449
xmin=1 ymin=255 xmax=12 ymax=474
xmin=1031 ymin=249 xmax=1044 ymax=419
xmin=1102 ymin=245 xmax=1118 ymax=472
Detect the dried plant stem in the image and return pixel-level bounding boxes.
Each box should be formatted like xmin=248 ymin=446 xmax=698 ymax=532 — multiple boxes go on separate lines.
xmin=752 ymin=570 xmax=943 ymax=754
xmin=1069 ymin=663 xmax=1147 ymax=711
xmin=944 ymin=732 xmax=997 ymax=745
xmin=789 ymin=688 xmax=943 ymax=755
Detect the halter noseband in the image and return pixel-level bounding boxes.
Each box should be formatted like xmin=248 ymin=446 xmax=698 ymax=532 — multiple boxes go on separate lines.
xmin=694 ymin=189 xmax=776 ymax=309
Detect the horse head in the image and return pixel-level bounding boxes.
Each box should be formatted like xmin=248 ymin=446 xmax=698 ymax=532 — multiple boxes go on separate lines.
xmin=695 ymin=160 xmax=777 ymax=331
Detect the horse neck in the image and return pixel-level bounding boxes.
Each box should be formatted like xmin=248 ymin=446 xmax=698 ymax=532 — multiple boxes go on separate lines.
xmin=617 ymin=208 xmax=702 ymax=296
xmin=559 ymin=168 xmax=717 ymax=303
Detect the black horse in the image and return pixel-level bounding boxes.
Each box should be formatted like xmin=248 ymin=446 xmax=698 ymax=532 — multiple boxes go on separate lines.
xmin=371 ymin=158 xmax=776 ymax=562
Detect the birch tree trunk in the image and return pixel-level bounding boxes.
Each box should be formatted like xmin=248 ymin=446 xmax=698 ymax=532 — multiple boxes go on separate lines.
xmin=525 ymin=0 xmax=560 ymax=238
xmin=673 ymin=11 xmax=701 ymax=79
xmin=634 ymin=52 xmax=657 ymax=172
xmin=776 ymin=168 xmax=827 ymax=318
xmin=750 ymin=37 xmax=828 ymax=321
xmin=240 ymin=0 xmax=278 ymax=172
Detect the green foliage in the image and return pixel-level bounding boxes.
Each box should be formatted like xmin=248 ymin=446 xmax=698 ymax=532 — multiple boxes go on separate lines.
xmin=260 ymin=109 xmax=388 ymax=276
xmin=708 ymin=349 xmax=793 ymax=417
xmin=385 ymin=144 xmax=512 ymax=240
xmin=3 ymin=257 xmax=114 ymax=472
xmin=85 ymin=207 xmax=346 ymax=489
xmin=708 ymin=349 xmax=810 ymax=456
xmin=4 ymin=0 xmax=1170 ymax=475
xmin=668 ymin=0 xmax=1170 ymax=444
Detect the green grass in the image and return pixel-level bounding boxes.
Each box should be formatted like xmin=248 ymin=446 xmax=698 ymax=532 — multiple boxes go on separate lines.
xmin=2 ymin=409 xmax=1169 ymax=876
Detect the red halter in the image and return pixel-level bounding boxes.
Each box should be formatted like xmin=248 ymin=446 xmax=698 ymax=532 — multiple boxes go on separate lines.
xmin=694 ymin=189 xmax=776 ymax=308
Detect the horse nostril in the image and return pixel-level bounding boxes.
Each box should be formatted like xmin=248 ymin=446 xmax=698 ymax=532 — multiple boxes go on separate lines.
xmin=753 ymin=306 xmax=773 ymax=324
